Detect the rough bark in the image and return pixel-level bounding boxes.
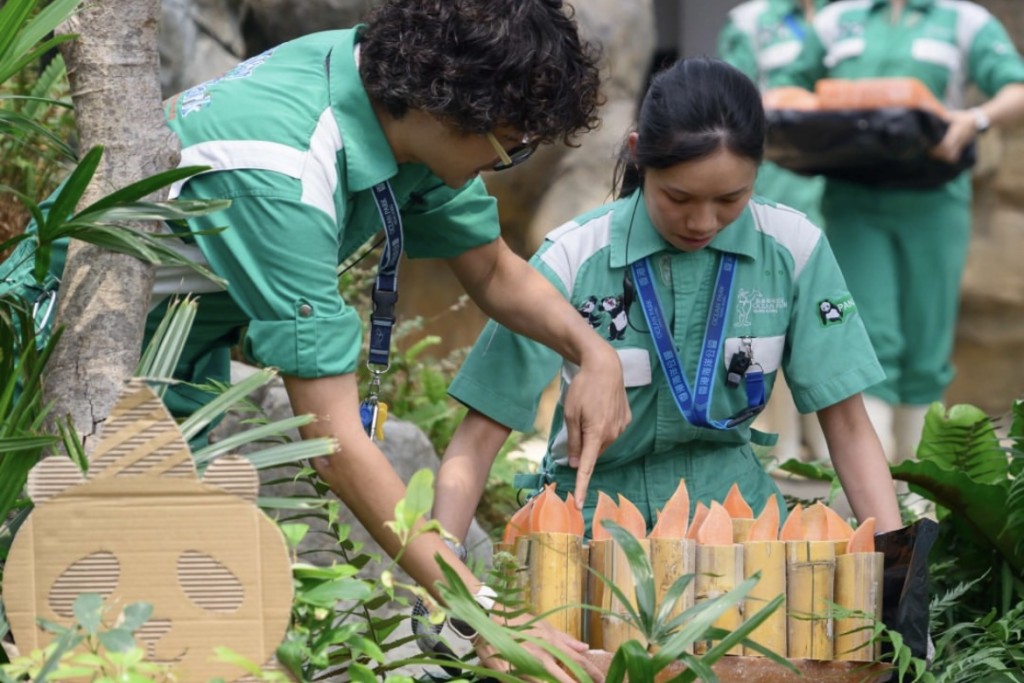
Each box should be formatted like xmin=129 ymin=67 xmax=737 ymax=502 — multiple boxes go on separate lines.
xmin=43 ymin=0 xmax=181 ymax=449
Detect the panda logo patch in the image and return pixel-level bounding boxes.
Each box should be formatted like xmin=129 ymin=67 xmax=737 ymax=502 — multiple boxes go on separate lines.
xmin=818 ymin=295 xmax=855 ymax=326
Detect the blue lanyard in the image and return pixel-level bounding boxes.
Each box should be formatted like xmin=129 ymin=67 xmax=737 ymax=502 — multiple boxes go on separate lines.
xmin=783 ymin=14 xmax=806 ymax=42
xmin=367 ymin=181 xmax=403 ymax=369
xmin=631 ymin=255 xmax=765 ymax=429
xmin=359 ymin=181 xmax=403 ymax=439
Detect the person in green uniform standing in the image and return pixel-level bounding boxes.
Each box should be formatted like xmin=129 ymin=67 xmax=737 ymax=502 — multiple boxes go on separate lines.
xmin=432 ymin=57 xmax=901 ymax=543
xmin=717 ymin=0 xmax=831 ymax=464
xmin=778 ymin=0 xmax=1024 ymax=466
xmin=0 ymin=1 xmax=629 ymax=678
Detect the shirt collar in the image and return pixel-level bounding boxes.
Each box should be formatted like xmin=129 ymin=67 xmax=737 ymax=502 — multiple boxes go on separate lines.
xmin=330 ymin=27 xmax=399 ymax=192
xmin=871 ymin=0 xmax=933 ymax=10
xmin=609 ymin=191 xmax=759 ymax=268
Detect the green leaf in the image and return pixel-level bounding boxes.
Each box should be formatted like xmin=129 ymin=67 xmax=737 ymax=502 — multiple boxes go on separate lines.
xmin=72 ymin=593 xmax=103 ymax=635
xmin=280 ymin=523 xmax=309 ymax=549
xmin=119 ymin=603 xmax=153 ymax=632
xmin=39 ymin=146 xmax=103 ymax=242
xmin=97 ymin=627 xmax=135 ymax=653
xmin=300 ymin=578 xmax=373 ymax=607
xmin=603 ymin=520 xmax=656 ymax=633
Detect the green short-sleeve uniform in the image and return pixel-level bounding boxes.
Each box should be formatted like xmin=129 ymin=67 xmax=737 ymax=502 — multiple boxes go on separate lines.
xmin=780 ymin=0 xmax=1024 ymax=404
xmin=449 ymin=194 xmax=883 ymax=535
xmin=717 ymin=0 xmax=828 ymax=227
xmin=1 ymin=27 xmax=500 ymax=418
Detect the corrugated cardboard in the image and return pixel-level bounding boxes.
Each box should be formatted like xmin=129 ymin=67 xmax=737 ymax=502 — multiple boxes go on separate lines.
xmin=3 ymin=379 xmax=293 ymax=681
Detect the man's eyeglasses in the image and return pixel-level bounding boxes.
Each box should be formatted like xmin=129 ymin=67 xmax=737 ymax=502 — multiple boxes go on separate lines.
xmin=485 ymin=132 xmax=538 ymax=171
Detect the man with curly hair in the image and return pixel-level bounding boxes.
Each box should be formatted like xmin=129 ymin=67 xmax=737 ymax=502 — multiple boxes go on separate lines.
xmin=158 ymin=0 xmax=623 ymax=677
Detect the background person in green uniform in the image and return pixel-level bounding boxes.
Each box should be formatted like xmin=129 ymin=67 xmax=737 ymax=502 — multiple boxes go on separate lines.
xmin=432 ymin=57 xmax=901 ymax=544
xmin=718 ymin=0 xmax=831 ymax=465
xmin=778 ymin=0 xmax=1024 ymax=466
xmin=0 ymin=0 xmax=630 ymax=677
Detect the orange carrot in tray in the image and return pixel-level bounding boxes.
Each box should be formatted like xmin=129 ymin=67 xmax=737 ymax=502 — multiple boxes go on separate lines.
xmin=650 ymin=478 xmax=690 ymax=540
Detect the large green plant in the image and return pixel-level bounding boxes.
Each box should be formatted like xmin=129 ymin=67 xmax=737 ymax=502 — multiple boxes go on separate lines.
xmin=892 ymin=402 xmax=1024 ymax=620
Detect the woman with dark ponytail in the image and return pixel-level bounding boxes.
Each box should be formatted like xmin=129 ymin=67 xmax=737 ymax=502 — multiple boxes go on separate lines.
xmin=434 ymin=57 xmax=901 ymax=541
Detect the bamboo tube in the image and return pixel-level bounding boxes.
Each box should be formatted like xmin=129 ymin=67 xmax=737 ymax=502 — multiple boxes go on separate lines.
xmin=650 ymin=538 xmax=696 ymax=652
xmin=834 ymin=551 xmax=884 ymax=661
xmin=786 ymin=540 xmax=836 ymax=660
xmin=528 ymin=531 xmax=584 ymax=639
xmin=742 ymin=540 xmax=787 ymax=656
xmin=694 ymin=543 xmax=744 ymax=654
xmin=587 ymin=538 xmax=610 ymax=650
xmin=514 ymin=535 xmax=532 ymax=607
xmin=593 ymin=537 xmax=649 ymax=651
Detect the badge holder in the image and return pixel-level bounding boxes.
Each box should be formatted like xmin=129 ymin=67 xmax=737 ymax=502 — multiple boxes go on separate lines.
xmin=360 ymin=364 xmax=389 ymax=442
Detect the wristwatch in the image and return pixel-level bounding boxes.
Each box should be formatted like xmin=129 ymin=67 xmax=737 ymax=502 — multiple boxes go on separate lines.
xmin=970 ymin=107 xmax=991 ymax=133
xmin=449 ymin=585 xmax=499 ymax=640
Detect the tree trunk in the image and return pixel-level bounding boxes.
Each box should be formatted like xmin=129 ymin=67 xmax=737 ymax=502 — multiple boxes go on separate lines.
xmin=43 ymin=0 xmax=181 ymax=449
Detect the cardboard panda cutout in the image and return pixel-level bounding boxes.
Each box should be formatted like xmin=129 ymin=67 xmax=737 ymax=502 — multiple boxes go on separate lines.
xmin=3 ymin=379 xmax=293 ymax=680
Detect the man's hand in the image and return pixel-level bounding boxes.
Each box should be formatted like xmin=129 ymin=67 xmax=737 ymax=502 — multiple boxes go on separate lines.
xmin=475 ymin=613 xmax=604 ymax=683
xmin=563 ymin=344 xmax=631 ymax=510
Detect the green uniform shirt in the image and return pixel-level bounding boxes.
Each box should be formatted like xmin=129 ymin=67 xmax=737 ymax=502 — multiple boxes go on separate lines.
xmin=449 ymin=194 xmax=883 ymax=524
xmin=717 ymin=0 xmax=828 ymax=226
xmin=784 ymin=0 xmax=1024 ymax=107
xmin=159 ymin=27 xmax=499 ymax=386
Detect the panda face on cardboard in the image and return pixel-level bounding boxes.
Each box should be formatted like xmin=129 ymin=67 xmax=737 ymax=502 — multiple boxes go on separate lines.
xmin=2 ymin=381 xmax=293 ymax=681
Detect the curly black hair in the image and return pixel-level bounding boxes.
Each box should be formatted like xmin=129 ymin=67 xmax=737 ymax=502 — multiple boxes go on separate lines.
xmin=358 ymin=0 xmax=602 ymax=146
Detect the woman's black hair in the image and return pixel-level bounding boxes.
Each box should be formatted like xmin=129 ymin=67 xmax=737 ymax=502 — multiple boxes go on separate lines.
xmin=614 ymin=57 xmax=765 ymax=198
xmin=358 ymin=0 xmax=602 ymax=146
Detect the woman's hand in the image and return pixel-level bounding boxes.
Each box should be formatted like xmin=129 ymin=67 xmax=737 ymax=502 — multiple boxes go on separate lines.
xmin=474 ymin=612 xmax=604 ymax=683
xmin=931 ymin=109 xmax=978 ymax=164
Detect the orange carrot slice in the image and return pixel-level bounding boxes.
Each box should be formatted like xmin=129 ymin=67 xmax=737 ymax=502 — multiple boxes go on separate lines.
xmin=846 ymin=518 xmax=876 ymax=554
xmin=503 ymin=497 xmax=535 ymax=546
xmin=535 ymin=485 xmax=573 ymax=534
xmin=687 ymin=502 xmax=709 ymax=541
xmin=824 ymin=505 xmax=855 ymax=541
xmin=697 ymin=501 xmax=735 ymax=546
xmin=723 ymin=483 xmax=754 ymax=520
xmin=747 ymin=494 xmax=780 ymax=542
xmin=592 ymin=491 xmax=619 ymax=542
xmin=779 ymin=504 xmax=805 ymax=542
xmin=566 ymin=494 xmax=585 ymax=537
xmin=804 ymin=501 xmax=829 ymax=542
xmin=528 ymin=483 xmax=557 ymax=534
xmin=617 ymin=494 xmax=648 ymax=540
xmin=650 ymin=478 xmax=690 ymax=540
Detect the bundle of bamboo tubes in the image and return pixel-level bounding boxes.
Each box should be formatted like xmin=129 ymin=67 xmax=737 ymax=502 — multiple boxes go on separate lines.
xmin=497 ymin=481 xmax=884 ymax=664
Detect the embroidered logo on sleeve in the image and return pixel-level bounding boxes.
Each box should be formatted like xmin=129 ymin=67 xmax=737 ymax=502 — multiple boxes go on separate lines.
xmin=818 ymin=294 xmax=855 ymax=326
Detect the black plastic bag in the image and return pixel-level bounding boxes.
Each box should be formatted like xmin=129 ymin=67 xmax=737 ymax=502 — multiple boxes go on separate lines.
xmin=765 ymin=107 xmax=975 ymax=189
xmin=874 ymin=518 xmax=939 ymax=675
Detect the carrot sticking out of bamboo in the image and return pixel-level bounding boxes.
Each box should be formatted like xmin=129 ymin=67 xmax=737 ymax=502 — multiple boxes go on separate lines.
xmin=686 ymin=502 xmax=709 ymax=541
xmin=723 ymin=483 xmax=754 ymax=519
xmin=695 ymin=502 xmax=743 ymax=654
xmin=592 ymin=491 xmax=619 ymax=542
xmin=779 ymin=503 xmax=805 ymax=542
xmin=723 ymin=483 xmax=755 ymax=542
xmin=649 ymin=478 xmax=690 ymax=540
xmin=528 ymin=483 xmax=559 ymax=533
xmin=617 ymin=494 xmax=648 ymax=540
xmin=742 ymin=494 xmax=786 ymax=656
xmin=748 ymin=494 xmax=780 ymax=542
xmin=835 ymin=517 xmax=883 ymax=662
xmin=846 ymin=517 xmax=876 ymax=554
xmin=502 ymin=496 xmax=536 ymax=546
xmin=697 ymin=501 xmax=735 ymax=546
xmin=824 ymin=506 xmax=855 ymax=542
xmin=803 ymin=501 xmax=830 ymax=542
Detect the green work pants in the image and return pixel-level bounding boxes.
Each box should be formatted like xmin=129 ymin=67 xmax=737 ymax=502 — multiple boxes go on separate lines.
xmin=821 ymin=177 xmax=972 ymax=405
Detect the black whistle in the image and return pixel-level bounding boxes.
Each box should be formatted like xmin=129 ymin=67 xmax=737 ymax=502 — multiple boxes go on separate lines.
xmin=726 ymin=351 xmax=752 ymax=387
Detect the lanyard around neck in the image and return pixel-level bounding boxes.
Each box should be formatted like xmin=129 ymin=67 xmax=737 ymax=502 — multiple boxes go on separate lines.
xmin=631 ymin=254 xmax=764 ymax=429
xmin=359 ymin=181 xmax=403 ymax=439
